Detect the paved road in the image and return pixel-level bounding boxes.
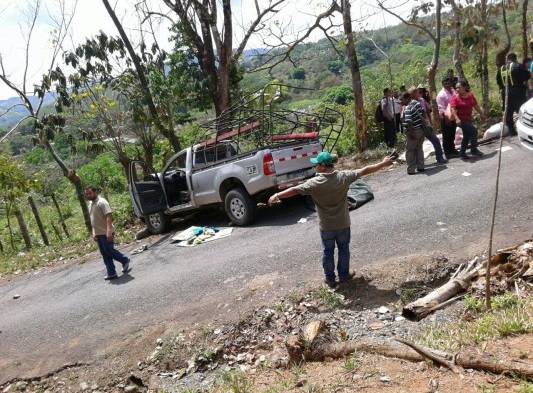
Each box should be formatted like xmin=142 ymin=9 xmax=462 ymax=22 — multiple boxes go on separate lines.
xmin=1 ymin=138 xmax=533 ymax=383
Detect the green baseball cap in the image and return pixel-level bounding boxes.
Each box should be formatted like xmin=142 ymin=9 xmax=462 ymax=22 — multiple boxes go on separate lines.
xmin=310 ymin=151 xmax=333 ymax=166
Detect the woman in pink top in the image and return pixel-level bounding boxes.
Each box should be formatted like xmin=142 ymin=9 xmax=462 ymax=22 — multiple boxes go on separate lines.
xmin=450 ymin=80 xmax=485 ymax=159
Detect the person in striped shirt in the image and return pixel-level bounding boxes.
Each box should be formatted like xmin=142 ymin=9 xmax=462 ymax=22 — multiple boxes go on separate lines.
xmin=400 ymin=92 xmax=426 ymax=175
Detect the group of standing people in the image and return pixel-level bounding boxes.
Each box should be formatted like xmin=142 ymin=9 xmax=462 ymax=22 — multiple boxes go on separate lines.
xmin=380 ymin=70 xmax=484 ymax=175
xmin=399 ymin=79 xmax=485 ymax=174
xmin=381 ymin=51 xmax=533 ymax=176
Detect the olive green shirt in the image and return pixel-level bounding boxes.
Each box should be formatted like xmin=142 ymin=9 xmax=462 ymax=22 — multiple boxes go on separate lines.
xmin=294 ymin=170 xmax=360 ymax=231
xmin=88 ymin=196 xmax=113 ymax=236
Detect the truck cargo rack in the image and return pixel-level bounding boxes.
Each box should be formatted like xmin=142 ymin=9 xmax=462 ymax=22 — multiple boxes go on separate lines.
xmin=194 ymin=84 xmax=343 ymax=164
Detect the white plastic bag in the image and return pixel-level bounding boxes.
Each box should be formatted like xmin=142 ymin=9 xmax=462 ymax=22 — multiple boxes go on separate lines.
xmin=454 ymin=126 xmax=463 ymax=147
xmin=483 ymin=122 xmax=509 ymax=140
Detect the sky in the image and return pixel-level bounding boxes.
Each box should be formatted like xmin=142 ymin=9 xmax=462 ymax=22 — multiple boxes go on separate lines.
xmin=0 ymin=0 xmax=412 ymax=100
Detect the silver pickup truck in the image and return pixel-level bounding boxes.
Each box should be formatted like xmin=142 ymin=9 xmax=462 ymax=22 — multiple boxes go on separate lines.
xmin=128 ymin=85 xmax=342 ymax=234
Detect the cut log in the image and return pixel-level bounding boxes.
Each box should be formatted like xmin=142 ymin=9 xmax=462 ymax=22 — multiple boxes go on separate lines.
xmin=402 ymin=247 xmax=524 ymax=321
xmin=403 ymin=257 xmax=482 ymax=321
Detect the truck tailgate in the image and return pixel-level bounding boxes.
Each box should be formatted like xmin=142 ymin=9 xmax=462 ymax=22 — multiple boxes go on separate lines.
xmin=271 ymin=142 xmax=321 ymax=175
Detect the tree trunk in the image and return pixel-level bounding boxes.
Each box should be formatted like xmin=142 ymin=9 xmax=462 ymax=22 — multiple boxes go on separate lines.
xmin=450 ymin=0 xmax=466 ymax=81
xmin=428 ymin=0 xmax=442 ymax=130
xmin=51 ymin=193 xmax=70 ymax=238
xmin=28 ymin=195 xmax=49 ymax=246
xmin=14 ymin=206 xmax=32 ymax=251
xmin=0 ymin=237 xmax=3 ymax=253
xmin=72 ymin=176 xmax=92 ymax=236
xmin=480 ymin=0 xmax=490 ymax=120
xmin=495 ymin=0 xmax=511 ymax=69
xmin=522 ymin=0 xmax=529 ymax=59
xmin=341 ymin=0 xmax=367 ymax=152
xmin=101 ymin=0 xmax=181 ymax=153
xmin=215 ymin=77 xmax=231 ymax=118
xmin=45 ymin=141 xmax=92 ymax=236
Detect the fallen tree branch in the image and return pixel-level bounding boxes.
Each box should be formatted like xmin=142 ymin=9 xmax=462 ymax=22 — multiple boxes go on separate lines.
xmin=402 ymin=241 xmax=533 ymax=321
xmin=287 ymin=320 xmax=533 ymax=380
xmin=395 ymin=338 xmax=462 ymax=374
xmin=402 ymin=257 xmax=482 ymax=321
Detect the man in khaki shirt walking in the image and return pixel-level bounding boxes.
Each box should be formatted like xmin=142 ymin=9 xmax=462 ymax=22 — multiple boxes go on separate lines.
xmin=85 ymin=186 xmax=131 ymax=280
xmin=268 ymin=151 xmax=394 ymax=288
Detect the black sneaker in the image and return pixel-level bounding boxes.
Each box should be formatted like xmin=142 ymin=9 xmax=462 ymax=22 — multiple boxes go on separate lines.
xmin=324 ymin=279 xmax=338 ymax=289
xmin=417 ymin=168 xmax=425 ymax=173
xmin=446 ymin=151 xmax=460 ymax=159
xmin=436 ymin=158 xmax=448 ymax=164
xmin=104 ymin=275 xmax=118 ymax=280
xmin=471 ymin=148 xmax=484 ymax=157
xmin=122 ymin=260 xmax=131 ymax=274
xmin=460 ymin=152 xmax=470 ymax=160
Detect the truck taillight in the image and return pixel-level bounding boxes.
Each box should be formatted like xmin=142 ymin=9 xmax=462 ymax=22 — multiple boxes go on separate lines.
xmin=263 ymin=153 xmax=276 ymax=176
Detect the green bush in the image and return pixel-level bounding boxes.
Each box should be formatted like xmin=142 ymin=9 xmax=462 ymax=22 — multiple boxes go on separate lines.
xmin=24 ymin=147 xmax=50 ymax=165
xmin=77 ymin=153 xmax=126 ymax=194
xmin=327 ymin=60 xmax=344 ymax=75
xmin=291 ymin=67 xmax=306 ymax=80
xmin=321 ymin=85 xmax=353 ymax=105
xmin=108 ymin=192 xmax=134 ymax=230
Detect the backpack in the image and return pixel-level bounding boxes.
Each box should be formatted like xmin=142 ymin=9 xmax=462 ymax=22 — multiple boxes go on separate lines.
xmin=374 ymin=101 xmax=384 ymax=123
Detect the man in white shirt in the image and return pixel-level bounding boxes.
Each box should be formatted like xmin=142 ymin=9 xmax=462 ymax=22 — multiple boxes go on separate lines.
xmin=85 ymin=186 xmax=131 ymax=280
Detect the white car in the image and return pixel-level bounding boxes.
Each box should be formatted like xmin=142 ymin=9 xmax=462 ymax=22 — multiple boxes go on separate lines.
xmin=517 ymin=97 xmax=533 ymax=149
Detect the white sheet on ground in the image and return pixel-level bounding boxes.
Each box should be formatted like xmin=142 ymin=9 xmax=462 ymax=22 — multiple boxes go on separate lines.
xmin=172 ymin=226 xmax=233 ymax=247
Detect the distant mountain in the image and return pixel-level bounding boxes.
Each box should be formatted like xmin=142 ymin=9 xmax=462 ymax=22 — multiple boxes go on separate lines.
xmin=243 ymin=48 xmax=267 ymax=60
xmin=0 ymin=93 xmax=56 ymax=129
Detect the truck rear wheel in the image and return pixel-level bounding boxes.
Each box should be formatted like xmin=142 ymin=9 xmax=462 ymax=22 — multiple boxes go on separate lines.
xmin=145 ymin=211 xmax=170 ymax=234
xmin=224 ymin=188 xmax=256 ymax=226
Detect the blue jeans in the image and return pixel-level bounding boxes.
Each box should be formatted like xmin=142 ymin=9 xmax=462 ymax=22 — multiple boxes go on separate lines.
xmin=460 ymin=121 xmax=478 ymax=152
xmin=96 ymin=235 xmax=129 ymax=276
xmin=320 ymin=228 xmax=351 ymax=282
xmin=423 ymin=126 xmax=444 ymax=161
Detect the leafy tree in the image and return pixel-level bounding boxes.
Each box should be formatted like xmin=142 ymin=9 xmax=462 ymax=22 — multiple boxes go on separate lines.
xmin=291 ymin=67 xmax=306 ymax=80
xmin=0 ymin=155 xmax=34 ymax=250
xmin=321 ymin=85 xmax=354 ymax=105
xmin=327 ymin=60 xmax=344 ymax=75
xmin=77 ymin=153 xmax=127 ymax=199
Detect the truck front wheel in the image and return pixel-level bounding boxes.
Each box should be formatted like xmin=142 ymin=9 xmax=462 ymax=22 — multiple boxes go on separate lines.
xmin=224 ymin=188 xmax=256 ymax=226
xmin=145 ymin=211 xmax=170 ymax=234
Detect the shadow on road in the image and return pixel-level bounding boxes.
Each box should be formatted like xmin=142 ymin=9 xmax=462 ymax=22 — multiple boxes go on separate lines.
xmin=109 ymin=274 xmax=135 ymax=285
xmin=164 ymin=197 xmax=315 ymax=231
xmin=463 ymin=150 xmax=498 ymax=162
xmin=421 ymin=164 xmax=448 ymax=176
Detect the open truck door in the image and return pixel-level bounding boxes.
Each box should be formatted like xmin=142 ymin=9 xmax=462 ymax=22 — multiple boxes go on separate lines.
xmin=129 ymin=160 xmax=167 ymax=216
xmin=129 ymin=161 xmax=170 ymax=234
